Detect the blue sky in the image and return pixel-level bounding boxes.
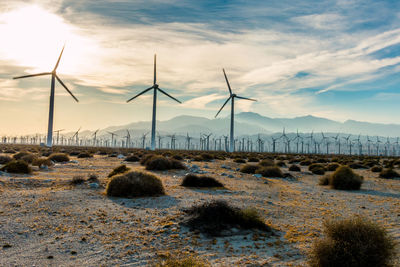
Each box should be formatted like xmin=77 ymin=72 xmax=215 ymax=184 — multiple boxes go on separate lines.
xmin=0 ymin=0 xmax=400 ymax=134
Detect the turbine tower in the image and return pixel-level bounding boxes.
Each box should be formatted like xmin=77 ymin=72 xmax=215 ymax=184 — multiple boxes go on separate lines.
xmin=215 ymin=69 xmax=257 ymax=152
xmin=13 ymin=45 xmax=79 ymax=147
xmin=126 ymin=54 xmax=181 ymax=151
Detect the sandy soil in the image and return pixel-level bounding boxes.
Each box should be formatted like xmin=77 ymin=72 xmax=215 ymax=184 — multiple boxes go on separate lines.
xmin=0 ymin=155 xmax=399 ymax=266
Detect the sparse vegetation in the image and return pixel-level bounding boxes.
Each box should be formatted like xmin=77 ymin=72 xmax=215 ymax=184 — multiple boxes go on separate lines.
xmin=233 ymin=158 xmax=246 ymax=163
xmin=371 ymin=165 xmax=383 ymax=172
xmin=108 ymin=164 xmax=130 ymax=178
xmin=379 ymin=168 xmax=400 ymax=179
xmin=32 ymin=157 xmax=53 ymax=167
xmin=106 ymin=171 xmax=165 ymax=197
xmin=289 ymin=164 xmax=301 ymax=172
xmin=155 ymin=252 xmax=209 ymax=267
xmin=309 ymin=217 xmax=396 ymax=267
xmin=240 ymin=164 xmax=259 ymax=174
xmin=328 ymin=166 xmax=363 ymax=190
xmin=77 ymin=152 xmax=93 ymax=158
xmin=184 ymin=200 xmax=271 ymax=236
xmin=0 ymin=160 xmax=32 ymax=174
xmin=48 ymin=153 xmax=70 ymax=163
xmin=125 ymin=155 xmax=140 ymax=162
xmin=181 ymin=174 xmax=224 ymax=188
xmin=255 ymin=166 xmax=283 ymax=178
xmin=258 ymin=159 xmax=275 ymax=167
xmin=70 ymin=175 xmax=85 ymax=185
xmin=0 ymin=155 xmax=12 ymax=164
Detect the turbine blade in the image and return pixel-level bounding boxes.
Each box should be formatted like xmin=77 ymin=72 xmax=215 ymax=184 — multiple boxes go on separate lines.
xmin=154 ymin=54 xmax=156 ymax=85
xmin=13 ymin=72 xmax=51 ymax=79
xmin=56 ymin=75 xmax=79 ymax=102
xmin=235 ymin=95 xmax=257 ymax=101
xmin=222 ymin=68 xmax=232 ymax=95
xmin=158 ymin=88 xmax=181 ymax=103
xmin=215 ymin=96 xmax=231 ymax=118
xmin=54 ymin=45 xmax=65 ymax=71
xmin=126 ymin=86 xmax=154 ymax=102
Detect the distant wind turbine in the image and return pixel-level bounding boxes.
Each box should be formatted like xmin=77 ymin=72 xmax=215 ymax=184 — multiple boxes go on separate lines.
xmin=126 ymin=54 xmax=181 ymax=151
xmin=13 ymin=45 xmax=79 ymax=147
xmin=215 ymin=69 xmax=257 ymax=152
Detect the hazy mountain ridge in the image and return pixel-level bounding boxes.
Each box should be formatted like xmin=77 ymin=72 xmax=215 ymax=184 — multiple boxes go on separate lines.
xmin=64 ymin=112 xmax=400 ymax=138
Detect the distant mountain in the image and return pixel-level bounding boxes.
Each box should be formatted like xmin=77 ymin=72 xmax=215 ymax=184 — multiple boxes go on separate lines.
xmin=65 ymin=112 xmax=400 ymax=139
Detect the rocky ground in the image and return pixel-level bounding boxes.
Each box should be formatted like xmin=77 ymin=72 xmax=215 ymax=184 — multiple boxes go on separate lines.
xmin=0 ymin=155 xmax=399 ymax=266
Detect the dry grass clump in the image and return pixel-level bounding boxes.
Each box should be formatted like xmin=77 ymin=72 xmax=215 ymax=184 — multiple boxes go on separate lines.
xmin=370 ymin=165 xmax=383 ymax=173
xmin=309 ymin=217 xmax=396 ymax=267
xmin=155 ymin=252 xmax=209 ymax=267
xmin=48 ymin=153 xmax=70 ymax=163
xmin=328 ymin=166 xmax=363 ymax=190
xmin=288 ymin=164 xmax=301 ymax=172
xmin=276 ymin=160 xmax=286 ymax=167
xmin=181 ymin=174 xmax=224 ymax=188
xmin=300 ymin=159 xmax=312 ymax=166
xmin=184 ymin=200 xmax=271 ymax=236
xmin=327 ymin=163 xmax=340 ymax=171
xmin=247 ymin=157 xmax=259 ymax=162
xmin=233 ymin=158 xmax=246 ymax=163
xmin=379 ymin=168 xmax=400 ymax=179
xmin=256 ymin=166 xmax=283 ymax=178
xmin=0 ymin=155 xmax=12 ymax=164
xmin=125 ymin=155 xmax=140 ymax=162
xmin=108 ymin=164 xmax=130 ymax=178
xmin=145 ymin=155 xmax=186 ymax=171
xmin=240 ymin=164 xmax=259 ymax=174
xmin=258 ymin=159 xmax=275 ymax=167
xmin=309 ymin=163 xmax=326 ymax=175
xmin=32 ymin=157 xmax=53 ymax=167
xmin=0 ymin=160 xmax=32 ymax=174
xmin=106 ymin=171 xmax=165 ymax=197
xmin=13 ymin=151 xmax=32 ymax=160
xmin=77 ymin=152 xmax=93 ymax=158
xmin=70 ymin=175 xmax=85 ymax=185
xmin=140 ymin=154 xmax=156 ymax=165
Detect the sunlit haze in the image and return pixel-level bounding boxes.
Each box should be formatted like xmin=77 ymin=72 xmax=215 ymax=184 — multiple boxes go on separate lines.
xmin=1 ymin=1 xmax=400 ymax=135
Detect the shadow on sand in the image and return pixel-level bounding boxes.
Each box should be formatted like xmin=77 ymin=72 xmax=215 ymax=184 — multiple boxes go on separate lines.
xmin=109 ymin=195 xmax=180 ymax=209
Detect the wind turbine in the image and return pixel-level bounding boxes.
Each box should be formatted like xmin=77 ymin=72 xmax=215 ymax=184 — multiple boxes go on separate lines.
xmin=13 ymin=45 xmax=79 ymax=147
xmin=72 ymin=127 xmax=81 ymax=146
xmin=54 ymin=129 xmax=64 ymax=145
xmin=126 ymin=54 xmax=181 ymax=151
xmin=215 ymin=69 xmax=257 ymax=152
xmin=92 ymin=129 xmax=99 ymax=146
xmin=107 ymin=131 xmax=118 ymax=147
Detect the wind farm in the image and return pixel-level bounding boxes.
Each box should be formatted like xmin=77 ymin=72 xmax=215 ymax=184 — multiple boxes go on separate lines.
xmin=1 ymin=2 xmax=400 ymax=267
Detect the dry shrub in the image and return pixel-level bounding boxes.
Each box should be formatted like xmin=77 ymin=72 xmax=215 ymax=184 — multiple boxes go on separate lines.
xmin=309 ymin=217 xmax=396 ymax=267
xmin=233 ymin=158 xmax=246 ymax=163
xmin=108 ymin=164 xmax=130 ymax=178
xmin=140 ymin=154 xmax=156 ymax=165
xmin=379 ymin=168 xmax=400 ymax=179
xmin=48 ymin=153 xmax=70 ymax=163
xmin=125 ymin=155 xmax=140 ymax=162
xmin=247 ymin=157 xmax=259 ymax=162
xmin=0 ymin=160 xmax=32 ymax=174
xmin=276 ymin=160 xmax=286 ymax=167
xmin=370 ymin=165 xmax=382 ymax=173
xmin=70 ymin=176 xmax=85 ymax=185
xmin=319 ymin=175 xmax=330 ymax=186
xmin=288 ymin=164 xmax=301 ymax=172
xmin=240 ymin=164 xmax=259 ymax=174
xmin=0 ymin=155 xmax=12 ymax=164
xmin=258 ymin=159 xmax=275 ymax=167
xmin=169 ymin=159 xmax=186 ymax=170
xmin=155 ymin=252 xmax=209 ymax=267
xmin=255 ymin=166 xmax=283 ymax=178
xmin=181 ymin=174 xmax=224 ymax=188
xmin=77 ymin=152 xmax=93 ymax=158
xmin=184 ymin=200 xmax=270 ymax=236
xmin=145 ymin=156 xmax=172 ymax=170
xmin=13 ymin=151 xmax=32 ymax=160
xmin=329 ymin=166 xmax=363 ymax=190
xmin=106 ymin=171 xmax=165 ymax=197
xmin=32 ymin=157 xmax=53 ymax=167
xmin=327 ymin=163 xmax=340 ymax=171
xmin=300 ymin=159 xmax=312 ymax=166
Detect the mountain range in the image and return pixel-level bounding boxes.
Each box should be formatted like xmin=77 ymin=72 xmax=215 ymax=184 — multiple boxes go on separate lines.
xmin=74 ymin=112 xmax=400 ymax=139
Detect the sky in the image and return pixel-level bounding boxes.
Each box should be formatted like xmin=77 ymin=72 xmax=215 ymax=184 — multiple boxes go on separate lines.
xmin=0 ymin=0 xmax=400 ymax=135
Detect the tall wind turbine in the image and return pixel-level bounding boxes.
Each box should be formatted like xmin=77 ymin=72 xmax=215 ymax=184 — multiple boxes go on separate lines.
xmin=13 ymin=45 xmax=79 ymax=147
xmin=215 ymin=69 xmax=257 ymax=152
xmin=126 ymin=54 xmax=181 ymax=151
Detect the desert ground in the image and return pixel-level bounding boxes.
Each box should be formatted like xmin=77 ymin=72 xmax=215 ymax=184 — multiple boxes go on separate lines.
xmin=0 ymin=146 xmax=399 ymax=266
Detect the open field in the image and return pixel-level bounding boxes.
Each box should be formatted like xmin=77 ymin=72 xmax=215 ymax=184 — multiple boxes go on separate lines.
xmin=0 ymin=145 xmax=399 ymax=266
